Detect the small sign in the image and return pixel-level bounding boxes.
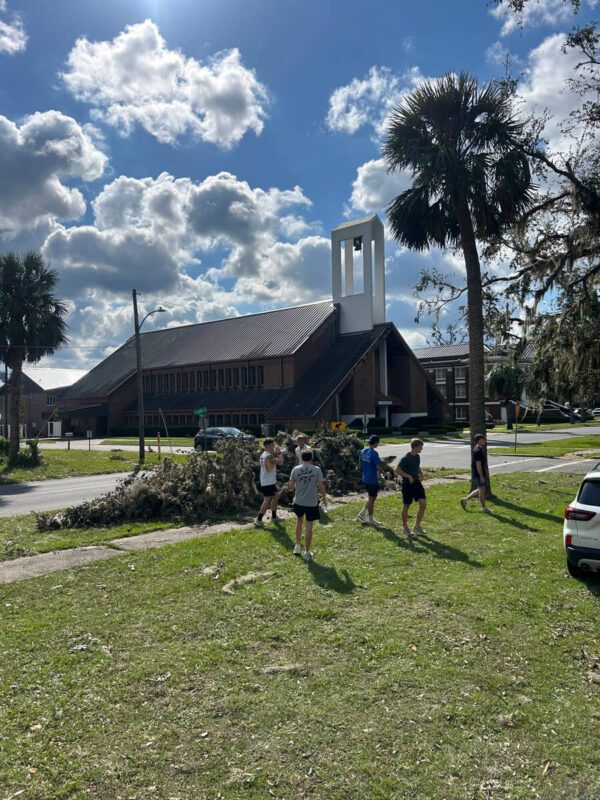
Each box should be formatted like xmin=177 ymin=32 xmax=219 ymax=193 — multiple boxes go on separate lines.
xmin=330 ymin=421 xmax=346 ymax=430
xmin=194 ymin=407 xmax=208 ymax=418
xmin=86 ymin=430 xmax=93 ymax=438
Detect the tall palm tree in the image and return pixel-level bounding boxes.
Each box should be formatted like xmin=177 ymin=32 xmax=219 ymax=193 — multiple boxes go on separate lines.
xmin=383 ymin=72 xmax=535 ymax=447
xmin=486 ymin=362 xmax=525 ymax=430
xmin=0 ymin=252 xmax=68 ymax=464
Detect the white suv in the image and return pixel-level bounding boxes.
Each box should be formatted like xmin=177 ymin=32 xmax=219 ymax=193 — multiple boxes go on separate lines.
xmin=564 ymin=463 xmax=600 ymax=577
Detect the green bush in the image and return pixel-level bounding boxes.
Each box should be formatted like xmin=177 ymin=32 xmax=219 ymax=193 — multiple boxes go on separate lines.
xmin=0 ymin=436 xmax=8 ymax=457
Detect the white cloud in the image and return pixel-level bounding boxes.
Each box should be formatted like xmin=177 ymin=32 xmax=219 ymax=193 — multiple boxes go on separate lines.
xmin=517 ymin=32 xmax=596 ymax=151
xmin=490 ymin=0 xmax=597 ymax=37
xmin=345 ymin=158 xmax=412 ymax=215
xmin=485 ymin=41 xmax=512 ymax=66
xmin=326 ymin=65 xmax=424 ymax=138
xmin=62 ymin=19 xmax=269 ymax=148
xmin=0 ymin=2 xmax=27 ymax=55
xmin=0 ymin=111 xmax=107 ymax=237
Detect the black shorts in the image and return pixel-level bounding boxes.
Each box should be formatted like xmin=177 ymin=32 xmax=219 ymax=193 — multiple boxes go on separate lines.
xmin=472 ymin=475 xmax=486 ymax=488
xmin=364 ymin=483 xmax=379 ymax=498
xmin=260 ymin=483 xmax=278 ymax=497
xmin=293 ymin=503 xmax=320 ymax=521
xmin=401 ymin=480 xmax=426 ymax=505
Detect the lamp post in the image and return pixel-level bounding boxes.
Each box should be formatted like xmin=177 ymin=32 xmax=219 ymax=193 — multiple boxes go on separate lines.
xmin=132 ymin=289 xmax=165 ymax=464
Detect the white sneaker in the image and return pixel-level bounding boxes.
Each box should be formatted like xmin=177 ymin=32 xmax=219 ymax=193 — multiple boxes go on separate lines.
xmin=303 ymin=550 xmax=313 ymax=561
xmin=402 ymin=527 xmax=413 ymax=538
xmin=254 ymin=519 xmax=264 ymax=529
xmin=412 ymin=525 xmax=427 ymax=536
xmin=293 ymin=544 xmax=301 ymax=555
xmin=481 ymin=507 xmax=493 ymax=515
xmin=368 ymin=517 xmax=383 ymax=528
xmin=357 ymin=509 xmax=368 ymax=523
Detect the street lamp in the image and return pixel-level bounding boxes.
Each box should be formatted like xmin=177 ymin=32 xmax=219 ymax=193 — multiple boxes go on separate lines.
xmin=132 ymin=289 xmax=166 ymax=463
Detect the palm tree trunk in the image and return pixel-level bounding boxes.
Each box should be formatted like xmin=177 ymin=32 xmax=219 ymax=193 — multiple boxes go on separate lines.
xmin=456 ymin=200 xmax=491 ymax=495
xmin=506 ymin=399 xmax=513 ymax=430
xmin=8 ymin=357 xmax=22 ymax=465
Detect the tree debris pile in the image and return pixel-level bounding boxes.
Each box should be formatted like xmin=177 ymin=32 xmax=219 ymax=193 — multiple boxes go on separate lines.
xmin=35 ymin=438 xmax=258 ymax=530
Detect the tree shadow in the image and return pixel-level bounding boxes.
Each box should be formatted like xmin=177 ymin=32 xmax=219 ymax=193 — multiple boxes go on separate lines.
xmin=306 ymin=559 xmax=355 ymax=594
xmin=491 ymin=497 xmax=563 ymax=523
xmin=397 ymin=533 xmax=483 ymax=568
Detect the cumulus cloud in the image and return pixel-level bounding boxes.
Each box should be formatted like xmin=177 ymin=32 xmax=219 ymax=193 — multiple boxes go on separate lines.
xmin=326 ymin=65 xmax=424 ymax=138
xmin=0 ymin=111 xmax=107 ymax=238
xmin=490 ymin=0 xmax=597 ymax=37
xmin=61 ymin=19 xmax=269 ymax=148
xmin=345 ymin=158 xmax=412 ymax=215
xmin=0 ymin=1 xmax=27 ymax=54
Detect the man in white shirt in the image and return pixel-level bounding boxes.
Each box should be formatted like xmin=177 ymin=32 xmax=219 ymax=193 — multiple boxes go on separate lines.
xmin=254 ymin=437 xmax=283 ymax=528
xmin=289 ymin=450 xmax=326 ymax=561
xmin=294 ymin=433 xmax=310 ymax=465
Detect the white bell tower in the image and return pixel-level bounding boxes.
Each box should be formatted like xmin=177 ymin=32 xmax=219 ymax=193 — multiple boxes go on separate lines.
xmin=331 ymin=214 xmax=386 ymax=334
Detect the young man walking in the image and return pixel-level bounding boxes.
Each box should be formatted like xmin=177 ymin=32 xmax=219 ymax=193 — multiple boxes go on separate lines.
xmin=294 ymin=433 xmax=310 ymax=465
xmin=357 ymin=434 xmax=383 ymax=527
xmin=289 ymin=450 xmax=326 ymax=561
xmin=460 ymin=433 xmax=493 ymax=514
xmin=254 ymin=437 xmax=283 ymax=528
xmin=395 ymin=438 xmax=427 ymax=538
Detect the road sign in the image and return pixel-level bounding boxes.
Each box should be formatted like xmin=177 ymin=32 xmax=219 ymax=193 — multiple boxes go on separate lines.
xmin=194 ymin=407 xmax=207 ymax=418
xmin=330 ymin=421 xmax=346 ymax=430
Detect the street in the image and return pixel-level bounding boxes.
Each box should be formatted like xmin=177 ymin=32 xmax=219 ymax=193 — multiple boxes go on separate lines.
xmin=0 ymin=426 xmax=597 ymax=518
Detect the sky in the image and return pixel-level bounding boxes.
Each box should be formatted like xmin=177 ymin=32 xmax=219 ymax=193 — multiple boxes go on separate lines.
xmin=0 ymin=0 xmax=597 ymax=370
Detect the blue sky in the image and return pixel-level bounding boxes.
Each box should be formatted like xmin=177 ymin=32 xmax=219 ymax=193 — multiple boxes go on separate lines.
xmin=0 ymin=0 xmax=596 ymax=369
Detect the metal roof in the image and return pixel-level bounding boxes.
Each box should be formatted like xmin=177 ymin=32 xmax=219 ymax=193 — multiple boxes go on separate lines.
xmin=269 ymin=325 xmax=388 ymax=419
xmin=412 ymin=344 xmax=471 ymax=360
xmin=331 ymin=214 xmax=383 ymax=232
xmin=1 ymin=367 xmax=88 ymax=392
xmin=62 ymin=301 xmax=336 ymax=400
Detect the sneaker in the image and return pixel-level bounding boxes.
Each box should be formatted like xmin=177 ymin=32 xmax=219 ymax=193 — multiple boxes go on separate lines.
xmin=271 ymin=513 xmax=278 ymax=521
xmin=303 ymin=550 xmax=313 ymax=561
xmin=293 ymin=544 xmax=301 ymax=555
xmin=253 ymin=519 xmax=264 ymax=529
xmin=357 ymin=509 xmax=368 ymax=523
xmin=460 ymin=498 xmax=468 ymax=511
xmin=321 ymin=503 xmax=328 ymax=513
xmin=368 ymin=517 xmax=384 ymax=528
xmin=481 ymin=507 xmax=493 ymax=515
xmin=402 ymin=527 xmax=413 ymax=538
xmin=412 ymin=525 xmax=427 ymax=536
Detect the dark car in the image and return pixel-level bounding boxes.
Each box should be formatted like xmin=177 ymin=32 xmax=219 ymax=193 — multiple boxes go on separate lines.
xmin=194 ymin=426 xmax=255 ymax=451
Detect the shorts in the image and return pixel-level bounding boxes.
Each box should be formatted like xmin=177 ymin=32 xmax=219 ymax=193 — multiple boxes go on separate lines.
xmin=364 ymin=483 xmax=379 ymax=498
xmin=402 ymin=480 xmax=426 ymax=505
xmin=472 ymin=475 xmax=487 ymax=488
xmin=293 ymin=503 xmax=320 ymax=521
xmin=260 ymin=483 xmax=278 ymax=497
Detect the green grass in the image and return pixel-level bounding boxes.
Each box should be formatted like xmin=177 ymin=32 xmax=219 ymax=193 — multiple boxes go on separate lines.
xmin=489 ymin=434 xmax=600 ymax=457
xmin=486 ymin=421 xmax=600 ymax=434
xmin=2 ymin=473 xmax=600 ymax=798
xmin=0 ymin=516 xmax=185 ymax=560
xmin=101 ymin=436 xmax=194 ymax=447
xmin=0 ymin=449 xmax=190 ymax=484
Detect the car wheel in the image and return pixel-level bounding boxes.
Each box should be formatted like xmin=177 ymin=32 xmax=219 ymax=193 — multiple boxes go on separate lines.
xmin=566 ymin=559 xmax=585 ymax=578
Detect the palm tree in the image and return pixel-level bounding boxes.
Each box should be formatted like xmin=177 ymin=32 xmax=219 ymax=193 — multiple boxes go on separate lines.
xmin=486 ymin=362 xmax=525 ymax=430
xmin=0 ymin=252 xmax=68 ymax=464
xmin=382 ymin=72 xmax=535 ymax=447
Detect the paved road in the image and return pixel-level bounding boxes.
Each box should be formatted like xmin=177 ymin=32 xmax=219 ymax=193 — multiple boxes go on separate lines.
xmin=2 ymin=426 xmax=597 ymax=518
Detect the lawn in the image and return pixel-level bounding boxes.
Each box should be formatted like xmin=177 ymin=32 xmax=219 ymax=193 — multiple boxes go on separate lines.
xmin=0 ymin=449 xmax=190 ymax=484
xmin=101 ymin=437 xmax=195 ymax=447
xmin=1 ymin=472 xmax=600 ymax=799
xmin=489 ymin=434 xmax=600 ymax=458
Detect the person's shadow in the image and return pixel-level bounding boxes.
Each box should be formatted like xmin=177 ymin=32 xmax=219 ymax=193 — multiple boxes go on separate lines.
xmin=491 ymin=497 xmax=563 ymax=524
xmin=306 ymin=559 xmax=355 ymax=594
xmin=398 ymin=532 xmax=483 ymax=568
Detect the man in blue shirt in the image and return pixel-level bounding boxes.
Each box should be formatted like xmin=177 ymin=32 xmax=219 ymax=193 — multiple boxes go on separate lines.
xmin=358 ymin=434 xmax=383 ymax=527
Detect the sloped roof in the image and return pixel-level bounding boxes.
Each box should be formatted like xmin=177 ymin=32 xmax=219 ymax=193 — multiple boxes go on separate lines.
xmin=269 ymin=325 xmax=388 ymax=419
xmin=62 ymin=301 xmax=336 ymax=400
xmin=22 ymin=367 xmax=88 ymax=391
xmin=412 ymin=343 xmax=471 ymax=360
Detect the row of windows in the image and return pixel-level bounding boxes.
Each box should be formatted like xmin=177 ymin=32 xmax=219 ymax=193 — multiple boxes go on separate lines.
xmin=430 ymin=366 xmax=466 ymax=400
xmin=143 ymin=366 xmax=265 ymax=395
xmin=127 ymin=412 xmax=266 ymax=427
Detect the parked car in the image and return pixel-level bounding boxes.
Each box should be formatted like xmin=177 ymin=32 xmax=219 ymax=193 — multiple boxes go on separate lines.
xmin=194 ymin=426 xmax=255 ymax=451
xmin=563 ymin=463 xmax=600 ymax=577
xmin=592 ymin=408 xmax=600 ymax=417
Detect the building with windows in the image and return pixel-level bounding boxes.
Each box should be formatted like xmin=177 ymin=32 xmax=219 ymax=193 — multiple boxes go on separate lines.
xmin=0 ymin=367 xmax=87 ymax=438
xmin=58 ymin=216 xmax=451 ymax=436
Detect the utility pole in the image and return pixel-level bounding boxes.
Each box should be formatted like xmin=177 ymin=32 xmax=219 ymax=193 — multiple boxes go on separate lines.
xmin=133 ymin=289 xmax=145 ymax=463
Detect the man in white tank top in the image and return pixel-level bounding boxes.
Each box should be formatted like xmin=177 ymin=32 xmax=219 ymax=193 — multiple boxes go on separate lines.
xmin=254 ymin=437 xmax=283 ymax=528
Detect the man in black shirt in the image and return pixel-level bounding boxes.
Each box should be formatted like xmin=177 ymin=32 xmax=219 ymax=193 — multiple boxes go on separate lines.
xmin=396 ymin=437 xmax=427 ymax=537
xmin=460 ymin=433 xmax=492 ymax=514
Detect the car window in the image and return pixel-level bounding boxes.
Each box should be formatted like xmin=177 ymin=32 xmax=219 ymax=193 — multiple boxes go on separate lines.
xmin=204 ymin=428 xmax=218 ymax=436
xmin=221 ymin=427 xmax=241 ymax=435
xmin=578 ymin=479 xmax=600 ymax=507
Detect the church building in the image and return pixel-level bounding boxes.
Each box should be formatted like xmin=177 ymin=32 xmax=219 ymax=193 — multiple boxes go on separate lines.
xmin=58 ymin=215 xmax=450 ymax=435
